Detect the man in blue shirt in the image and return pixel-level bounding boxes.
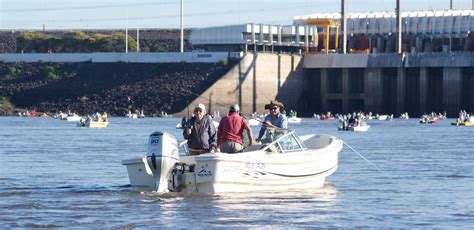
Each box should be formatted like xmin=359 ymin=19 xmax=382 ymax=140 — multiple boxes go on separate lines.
xmin=256 ymin=100 xmax=288 ymax=143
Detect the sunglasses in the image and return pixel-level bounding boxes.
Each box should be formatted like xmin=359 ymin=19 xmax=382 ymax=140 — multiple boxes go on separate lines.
xmin=270 ymin=107 xmax=278 ymax=111
xmin=194 ymin=109 xmax=202 ymax=113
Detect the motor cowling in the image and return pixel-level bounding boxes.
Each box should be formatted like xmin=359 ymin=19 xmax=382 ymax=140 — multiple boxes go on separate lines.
xmin=146 ymin=132 xmax=180 ymax=192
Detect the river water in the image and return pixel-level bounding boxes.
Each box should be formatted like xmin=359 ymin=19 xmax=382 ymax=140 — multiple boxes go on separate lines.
xmin=0 ymin=116 xmax=472 ymax=228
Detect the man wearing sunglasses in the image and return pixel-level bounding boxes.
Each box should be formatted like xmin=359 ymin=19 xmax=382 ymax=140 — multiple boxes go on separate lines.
xmin=183 ymin=103 xmax=217 ymax=155
xmin=255 ymin=100 xmax=288 ymax=143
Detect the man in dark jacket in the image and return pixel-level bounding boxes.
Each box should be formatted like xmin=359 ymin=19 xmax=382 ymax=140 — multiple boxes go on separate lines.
xmin=183 ymin=103 xmax=217 ymax=155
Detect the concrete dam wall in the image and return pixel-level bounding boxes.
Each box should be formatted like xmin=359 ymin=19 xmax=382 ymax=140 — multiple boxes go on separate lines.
xmin=304 ymin=53 xmax=474 ymax=117
xmin=178 ymin=53 xmax=305 ymax=117
xmin=2 ymin=52 xmax=473 ymax=117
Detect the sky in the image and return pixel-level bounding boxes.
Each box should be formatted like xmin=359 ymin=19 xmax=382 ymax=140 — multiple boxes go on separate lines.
xmin=0 ymin=0 xmax=472 ymax=30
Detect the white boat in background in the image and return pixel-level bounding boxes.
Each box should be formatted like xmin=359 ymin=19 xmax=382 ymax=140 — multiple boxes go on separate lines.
xmin=349 ymin=125 xmax=370 ymax=132
xmin=377 ymin=115 xmax=388 ymax=120
xmin=399 ymin=112 xmax=409 ymax=120
xmin=65 ymin=114 xmax=82 ymax=122
xmin=338 ymin=124 xmax=370 ymax=132
xmin=122 ymin=130 xmax=342 ymax=193
xmin=247 ymin=118 xmax=261 ymax=126
xmin=288 ymin=117 xmax=302 ymax=124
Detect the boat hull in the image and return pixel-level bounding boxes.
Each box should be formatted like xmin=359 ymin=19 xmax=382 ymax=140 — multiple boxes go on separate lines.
xmin=77 ymin=121 xmax=109 ymax=128
xmin=451 ymin=121 xmax=474 ymax=126
xmin=123 ymin=133 xmax=342 ymax=193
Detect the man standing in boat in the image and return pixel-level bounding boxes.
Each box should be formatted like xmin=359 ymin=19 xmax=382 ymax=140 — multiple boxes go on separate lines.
xmin=183 ymin=103 xmax=217 ymax=155
xmin=217 ymin=104 xmax=254 ymax=153
xmin=256 ymin=100 xmax=288 ymax=143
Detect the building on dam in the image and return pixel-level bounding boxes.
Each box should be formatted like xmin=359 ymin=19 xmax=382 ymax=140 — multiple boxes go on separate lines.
xmin=188 ymin=9 xmax=474 ymax=117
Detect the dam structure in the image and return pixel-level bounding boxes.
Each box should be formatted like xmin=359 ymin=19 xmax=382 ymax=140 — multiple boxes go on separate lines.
xmin=187 ymin=9 xmax=474 ymax=117
xmin=2 ymin=8 xmax=474 ymax=117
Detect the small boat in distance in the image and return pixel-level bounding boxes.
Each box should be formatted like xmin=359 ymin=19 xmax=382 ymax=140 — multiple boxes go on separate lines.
xmin=288 ymin=117 xmax=302 ymax=124
xmin=77 ymin=120 xmax=109 ymax=128
xmin=77 ymin=113 xmax=109 ymax=128
xmin=339 ymin=124 xmax=370 ymax=132
xmin=247 ymin=118 xmax=261 ymax=126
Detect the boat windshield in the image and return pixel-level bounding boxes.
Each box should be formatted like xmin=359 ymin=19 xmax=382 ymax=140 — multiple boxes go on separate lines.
xmin=263 ymin=131 xmax=307 ymax=154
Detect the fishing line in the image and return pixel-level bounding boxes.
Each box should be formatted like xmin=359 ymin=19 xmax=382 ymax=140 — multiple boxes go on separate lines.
xmin=343 ymin=141 xmax=393 ymax=181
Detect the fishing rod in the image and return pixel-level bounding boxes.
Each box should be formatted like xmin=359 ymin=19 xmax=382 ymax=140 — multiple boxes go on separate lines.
xmin=342 ymin=141 xmax=393 ymax=181
xmin=191 ymin=92 xmax=294 ymax=132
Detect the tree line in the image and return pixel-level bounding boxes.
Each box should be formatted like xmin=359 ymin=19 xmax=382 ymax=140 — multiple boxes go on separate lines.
xmin=16 ymin=30 xmax=143 ymax=53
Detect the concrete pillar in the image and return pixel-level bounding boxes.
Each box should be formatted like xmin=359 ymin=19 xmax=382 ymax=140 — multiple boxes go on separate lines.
xmin=376 ymin=36 xmax=384 ymax=53
xmin=419 ymin=67 xmax=429 ymax=114
xmin=364 ymin=68 xmax=383 ymax=113
xmin=415 ymin=36 xmax=423 ymax=53
xmin=269 ymin=25 xmax=274 ymax=50
xmin=295 ymin=26 xmax=300 ymax=46
xmin=251 ymin=23 xmax=256 ymax=44
xmin=342 ymin=69 xmax=350 ymax=113
xmin=312 ymin=26 xmax=318 ymax=48
xmin=320 ymin=69 xmax=328 ymax=112
xmin=259 ymin=24 xmax=264 ymax=45
xmin=304 ymin=25 xmax=309 ymax=49
xmin=277 ymin=25 xmax=282 ymax=45
xmin=253 ymin=53 xmax=257 ymax=113
xmin=396 ymin=68 xmax=406 ymax=115
xmin=396 ymin=0 xmax=402 ymax=54
xmin=443 ymin=67 xmax=463 ymax=115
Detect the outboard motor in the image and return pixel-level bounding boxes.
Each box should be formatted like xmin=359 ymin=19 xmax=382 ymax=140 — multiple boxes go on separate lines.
xmin=146 ymin=132 xmax=180 ymax=192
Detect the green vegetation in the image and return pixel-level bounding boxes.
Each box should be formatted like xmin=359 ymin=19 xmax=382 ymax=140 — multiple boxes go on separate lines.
xmin=79 ymin=96 xmax=89 ymax=103
xmin=150 ymin=44 xmax=168 ymax=52
xmin=7 ymin=66 xmax=22 ymax=77
xmin=17 ymin=30 xmax=138 ymax=53
xmin=218 ymin=59 xmax=228 ymax=65
xmin=0 ymin=96 xmax=13 ymax=108
xmin=42 ymin=66 xmax=60 ymax=80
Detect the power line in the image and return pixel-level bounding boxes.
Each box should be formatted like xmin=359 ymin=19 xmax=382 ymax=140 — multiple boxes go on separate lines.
xmin=2 ymin=2 xmax=336 ymax=24
xmin=2 ymin=1 xmax=177 ymax=13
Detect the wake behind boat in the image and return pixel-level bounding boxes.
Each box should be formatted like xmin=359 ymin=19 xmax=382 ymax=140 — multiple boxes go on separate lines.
xmin=122 ymin=130 xmax=342 ymax=193
xmin=339 ymin=124 xmax=370 ymax=132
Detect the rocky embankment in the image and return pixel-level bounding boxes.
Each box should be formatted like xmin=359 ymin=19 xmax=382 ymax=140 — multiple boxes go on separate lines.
xmin=0 ymin=61 xmax=236 ymax=116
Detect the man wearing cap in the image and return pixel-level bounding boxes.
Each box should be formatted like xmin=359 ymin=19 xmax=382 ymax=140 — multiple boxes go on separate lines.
xmin=183 ymin=103 xmax=217 ymax=155
xmin=217 ymin=104 xmax=254 ymax=153
xmin=256 ymin=100 xmax=288 ymax=143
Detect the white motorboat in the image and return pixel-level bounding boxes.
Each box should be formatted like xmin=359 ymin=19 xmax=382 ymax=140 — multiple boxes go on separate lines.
xmin=288 ymin=117 xmax=302 ymax=124
xmin=338 ymin=124 xmax=370 ymax=132
xmin=65 ymin=114 xmax=82 ymax=122
xmin=377 ymin=115 xmax=388 ymax=120
xmin=127 ymin=113 xmax=138 ymax=119
xmin=122 ymin=130 xmax=343 ymax=193
xmin=350 ymin=125 xmax=370 ymax=132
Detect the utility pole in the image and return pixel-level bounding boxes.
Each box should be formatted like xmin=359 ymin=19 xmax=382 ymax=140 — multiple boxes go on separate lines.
xmin=341 ymin=0 xmax=347 ymax=54
xmin=396 ymin=0 xmax=402 ymax=54
xmin=137 ymin=10 xmax=140 ymax=52
xmin=450 ymin=0 xmax=453 ymax=9
xmin=180 ymin=0 xmax=184 ymax=53
xmin=125 ymin=11 xmax=128 ymax=53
